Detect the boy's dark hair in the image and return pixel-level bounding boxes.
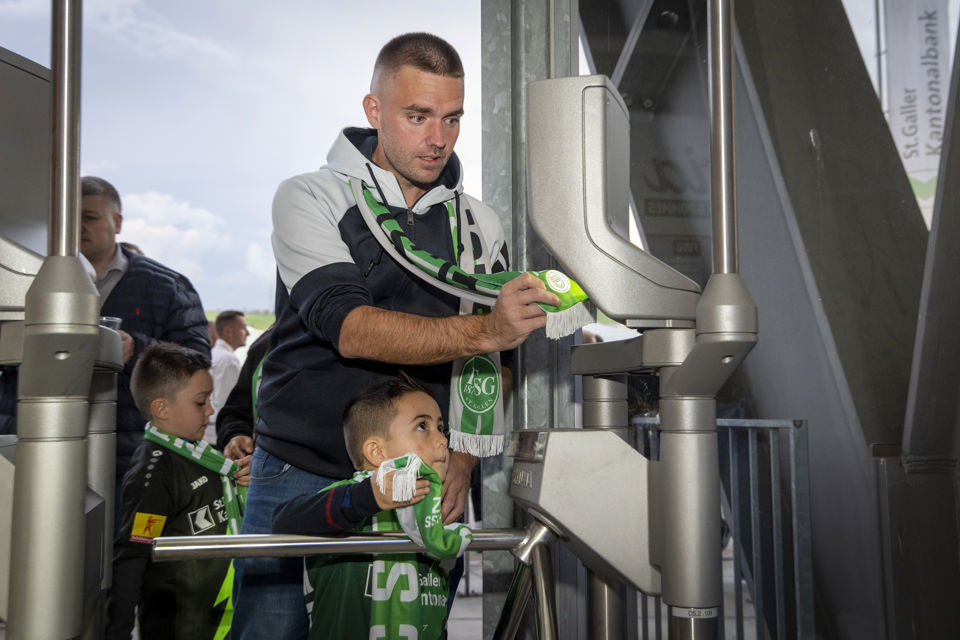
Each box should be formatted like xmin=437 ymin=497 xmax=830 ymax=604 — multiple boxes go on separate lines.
xmin=343 ymin=373 xmax=430 ymax=469
xmin=131 ymin=343 xmax=211 ymax=420
xmin=80 ymin=175 xmax=122 ymax=212
xmin=215 ymin=309 xmax=245 ymax=335
xmin=372 ymin=32 xmax=463 ymax=91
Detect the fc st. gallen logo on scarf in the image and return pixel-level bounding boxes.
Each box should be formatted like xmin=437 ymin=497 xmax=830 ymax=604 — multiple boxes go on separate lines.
xmin=457 ymin=354 xmax=500 ymax=415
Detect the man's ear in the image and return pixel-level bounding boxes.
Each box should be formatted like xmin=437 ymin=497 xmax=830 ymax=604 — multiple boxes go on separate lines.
xmin=362 ymin=437 xmax=387 ymax=468
xmin=150 ymin=398 xmax=168 ymax=421
xmin=362 ymin=93 xmax=381 ymax=129
xmin=113 ymin=212 xmax=123 ymax=234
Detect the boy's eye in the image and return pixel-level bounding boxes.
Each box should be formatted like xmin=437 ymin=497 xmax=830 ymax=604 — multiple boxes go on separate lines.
xmin=409 ymin=114 xmax=425 ymax=123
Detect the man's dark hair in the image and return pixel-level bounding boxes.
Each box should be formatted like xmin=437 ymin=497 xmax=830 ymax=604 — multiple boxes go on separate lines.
xmin=80 ymin=176 xmax=122 ymax=212
xmin=343 ymin=373 xmax=430 ymax=469
xmin=215 ymin=310 xmax=245 ymax=336
xmin=372 ymin=32 xmax=464 ymax=90
xmin=131 ymin=343 xmax=211 ymax=420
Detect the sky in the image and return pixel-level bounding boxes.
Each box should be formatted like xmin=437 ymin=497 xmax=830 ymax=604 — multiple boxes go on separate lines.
xmin=0 ymin=0 xmax=482 ymax=312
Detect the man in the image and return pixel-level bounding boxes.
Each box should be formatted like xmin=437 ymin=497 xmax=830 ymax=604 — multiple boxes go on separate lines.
xmin=206 ymin=310 xmax=249 ymax=443
xmin=231 ymin=33 xmax=559 ymax=639
xmin=80 ymin=176 xmax=210 ymax=507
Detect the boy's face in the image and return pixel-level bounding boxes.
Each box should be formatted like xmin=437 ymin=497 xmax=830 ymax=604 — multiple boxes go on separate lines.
xmin=159 ymin=370 xmax=214 ymax=442
xmin=382 ymin=391 xmax=449 ymax=481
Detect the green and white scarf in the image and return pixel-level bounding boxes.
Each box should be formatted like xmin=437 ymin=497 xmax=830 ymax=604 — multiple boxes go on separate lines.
xmin=143 ymin=424 xmax=243 ymax=640
xmin=351 ymin=178 xmax=592 ymax=457
xmin=375 ymin=453 xmax=473 ymax=559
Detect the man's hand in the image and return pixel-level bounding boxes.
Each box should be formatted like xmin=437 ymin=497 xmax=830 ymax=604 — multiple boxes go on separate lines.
xmin=118 ymin=330 xmax=134 ymax=363
xmin=232 ymin=454 xmax=252 ymax=487
xmin=441 ymin=450 xmax=478 ymax=524
xmin=484 ymin=273 xmax=561 ymax=352
xmin=224 ymin=435 xmax=254 ymax=461
xmin=371 ymin=469 xmax=430 ymax=511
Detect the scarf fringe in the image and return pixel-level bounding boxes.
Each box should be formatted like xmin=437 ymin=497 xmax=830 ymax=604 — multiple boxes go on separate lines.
xmin=449 ymin=430 xmax=504 ymax=457
xmin=376 ymin=454 xmax=422 ymax=502
xmin=545 ymin=301 xmax=594 ymax=339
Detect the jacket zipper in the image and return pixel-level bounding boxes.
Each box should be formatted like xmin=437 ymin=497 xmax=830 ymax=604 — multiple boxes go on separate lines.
xmin=363 ymin=247 xmax=384 ymax=277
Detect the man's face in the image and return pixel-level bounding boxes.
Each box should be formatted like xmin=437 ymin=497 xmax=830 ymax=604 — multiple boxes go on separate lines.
xmin=80 ymin=195 xmax=122 ymax=263
xmin=161 ymin=370 xmax=214 ymax=442
xmin=223 ymin=316 xmax=249 ymax=350
xmin=382 ymin=391 xmax=449 ymax=481
xmin=365 ymin=65 xmax=464 ymax=203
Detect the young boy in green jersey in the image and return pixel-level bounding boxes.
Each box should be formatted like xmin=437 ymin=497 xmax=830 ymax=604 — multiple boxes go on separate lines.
xmin=105 ymin=343 xmax=250 ymax=640
xmin=272 ymin=375 xmax=471 ymax=640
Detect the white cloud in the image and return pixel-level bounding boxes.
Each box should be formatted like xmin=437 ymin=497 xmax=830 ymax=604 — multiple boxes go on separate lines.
xmin=117 ymin=190 xmax=275 ymax=310
xmin=120 ymin=191 xmax=233 ymax=282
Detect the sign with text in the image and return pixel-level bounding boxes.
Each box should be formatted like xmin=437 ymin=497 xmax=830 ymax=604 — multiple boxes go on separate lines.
xmin=885 ymin=0 xmax=951 ymax=227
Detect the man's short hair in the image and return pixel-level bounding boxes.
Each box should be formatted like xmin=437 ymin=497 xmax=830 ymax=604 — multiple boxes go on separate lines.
xmin=215 ymin=310 xmax=245 ymax=336
xmin=343 ymin=373 xmax=430 ymax=469
xmin=131 ymin=343 xmax=211 ymax=420
xmin=80 ymin=176 xmax=122 ymax=212
xmin=371 ymin=32 xmax=464 ymax=91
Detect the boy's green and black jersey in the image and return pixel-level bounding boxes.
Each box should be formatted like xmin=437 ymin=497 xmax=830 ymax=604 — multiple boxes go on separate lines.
xmin=106 ymin=438 xmax=232 ymax=640
xmin=274 ymin=474 xmax=452 ymax=640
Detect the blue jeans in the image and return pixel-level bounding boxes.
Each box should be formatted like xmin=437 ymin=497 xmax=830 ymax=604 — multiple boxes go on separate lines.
xmin=231 ymin=447 xmax=336 ymax=640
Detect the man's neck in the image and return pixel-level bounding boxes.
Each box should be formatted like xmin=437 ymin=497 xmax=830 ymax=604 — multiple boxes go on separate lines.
xmin=370 ymin=145 xmax=428 ymax=208
xmin=87 ymin=244 xmax=119 ymax=279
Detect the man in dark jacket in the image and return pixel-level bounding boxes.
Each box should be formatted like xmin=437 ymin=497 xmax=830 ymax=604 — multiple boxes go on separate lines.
xmin=81 ymin=176 xmax=210 ymax=512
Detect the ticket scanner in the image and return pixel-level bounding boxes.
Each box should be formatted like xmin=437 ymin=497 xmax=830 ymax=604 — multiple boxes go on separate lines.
xmin=507 ymin=51 xmax=756 ymax=639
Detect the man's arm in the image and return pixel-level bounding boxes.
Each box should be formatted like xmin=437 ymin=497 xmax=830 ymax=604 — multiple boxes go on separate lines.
xmin=338 ymin=273 xmax=559 ymax=363
xmin=216 ymin=330 xmax=272 ymax=453
xmin=120 ymin=276 xmax=210 ymax=367
xmin=161 ymin=278 xmax=212 ymax=356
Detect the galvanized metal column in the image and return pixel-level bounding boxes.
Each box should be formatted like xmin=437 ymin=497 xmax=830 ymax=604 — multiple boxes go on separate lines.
xmin=7 ymin=0 xmax=99 ymax=638
xmin=481 ymin=0 xmax=581 ymax=637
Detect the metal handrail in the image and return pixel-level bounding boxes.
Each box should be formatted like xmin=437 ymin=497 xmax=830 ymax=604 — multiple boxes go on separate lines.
xmin=152 ymin=528 xmax=528 ymax=562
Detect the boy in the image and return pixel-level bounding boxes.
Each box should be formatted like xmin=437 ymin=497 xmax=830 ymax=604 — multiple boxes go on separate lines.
xmin=106 ymin=343 xmax=250 ymax=640
xmin=272 ymin=375 xmax=470 ymax=640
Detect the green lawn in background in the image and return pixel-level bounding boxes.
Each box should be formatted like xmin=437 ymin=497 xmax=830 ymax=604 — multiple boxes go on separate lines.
xmin=205 ymin=311 xmax=275 ymax=331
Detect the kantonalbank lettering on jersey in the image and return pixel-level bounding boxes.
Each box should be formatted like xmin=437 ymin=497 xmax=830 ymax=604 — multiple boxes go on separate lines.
xmin=306 ymin=508 xmax=451 ymax=639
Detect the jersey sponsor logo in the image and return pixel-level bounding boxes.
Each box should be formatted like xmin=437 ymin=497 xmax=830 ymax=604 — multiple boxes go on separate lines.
xmin=130 ymin=512 xmax=166 ymax=543
xmin=367 ymin=560 xmax=418 ymax=603
xmin=190 ymin=475 xmax=209 ymax=490
xmin=188 ymin=505 xmax=217 ymax=534
xmin=369 ymin=623 xmax=418 ymax=639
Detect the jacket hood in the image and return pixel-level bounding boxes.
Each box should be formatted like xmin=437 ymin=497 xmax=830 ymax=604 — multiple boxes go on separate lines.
xmin=325 ymin=127 xmax=464 ymax=212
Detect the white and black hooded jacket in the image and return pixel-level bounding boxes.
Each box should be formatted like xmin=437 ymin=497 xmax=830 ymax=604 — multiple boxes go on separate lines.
xmin=258 ymin=127 xmax=510 ymax=479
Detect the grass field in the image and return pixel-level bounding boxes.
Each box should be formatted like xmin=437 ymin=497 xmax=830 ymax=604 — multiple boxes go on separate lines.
xmin=205 ymin=311 xmax=275 ymax=331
